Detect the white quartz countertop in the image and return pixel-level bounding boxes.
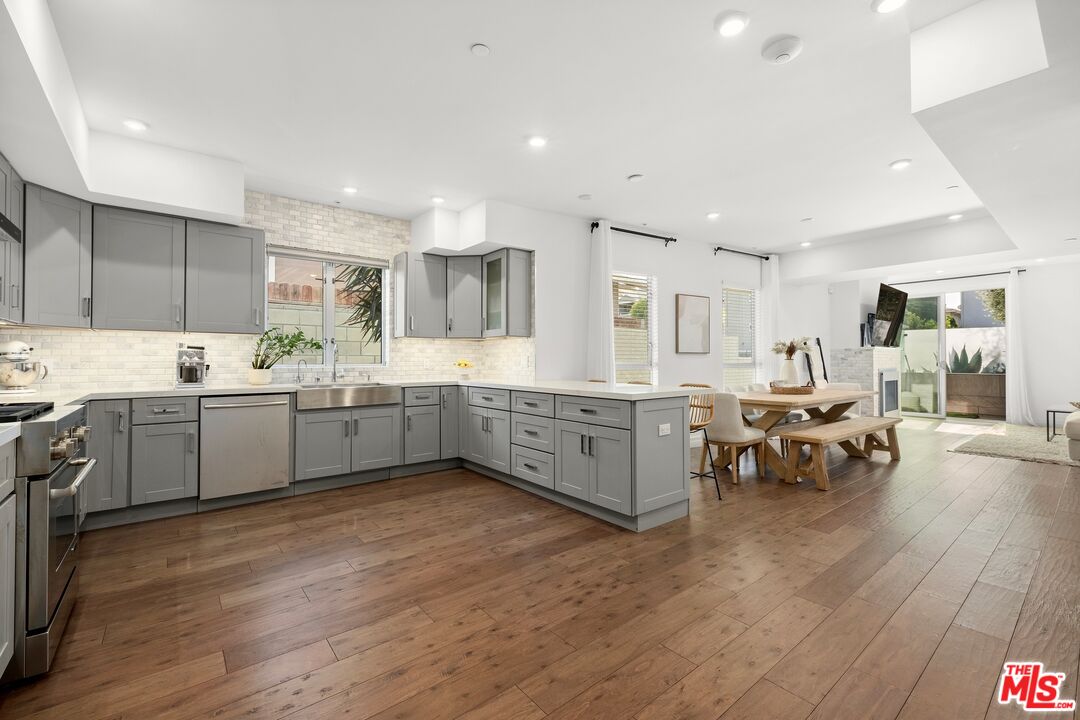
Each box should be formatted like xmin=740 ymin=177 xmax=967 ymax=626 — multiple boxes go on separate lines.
xmin=0 ymin=423 xmax=20 ymax=446
xmin=27 ymin=379 xmax=695 ymax=407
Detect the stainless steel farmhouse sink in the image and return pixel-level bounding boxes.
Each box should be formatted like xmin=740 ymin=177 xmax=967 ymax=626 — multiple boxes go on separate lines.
xmin=295 ymin=383 xmax=401 ymax=410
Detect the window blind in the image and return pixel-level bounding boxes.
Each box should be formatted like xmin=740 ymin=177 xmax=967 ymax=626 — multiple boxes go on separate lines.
xmin=722 ymin=286 xmax=758 ymax=388
xmin=612 ymin=272 xmax=657 ymax=384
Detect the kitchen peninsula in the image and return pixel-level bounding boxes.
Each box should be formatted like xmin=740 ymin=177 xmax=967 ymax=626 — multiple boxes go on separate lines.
xmin=45 ymin=380 xmax=693 ymax=533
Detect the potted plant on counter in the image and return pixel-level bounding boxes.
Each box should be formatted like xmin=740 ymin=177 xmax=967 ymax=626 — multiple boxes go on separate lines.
xmin=249 ymin=328 xmax=323 ymax=385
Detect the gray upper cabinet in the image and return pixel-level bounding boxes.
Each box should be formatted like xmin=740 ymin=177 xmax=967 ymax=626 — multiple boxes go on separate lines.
xmin=440 ymin=387 xmax=459 ymax=460
xmin=0 ymin=154 xmax=10 ymax=220
xmin=446 ymin=256 xmax=481 ymax=338
xmin=7 ymin=167 xmax=22 ymax=234
xmin=393 ymin=251 xmax=446 ymax=338
xmin=185 ymin=221 xmax=265 ymax=333
xmin=295 ymin=410 xmax=351 ymax=481
xmin=93 ymin=207 xmax=185 ymax=331
xmin=352 ymin=405 xmax=402 ymax=472
xmin=85 ymin=400 xmax=131 ymax=512
xmin=404 ymin=405 xmax=440 ymax=464
xmin=4 ymin=222 xmax=22 ymax=324
xmin=130 ymin=421 xmax=198 ymax=505
xmin=482 ymin=248 xmax=532 ymax=338
xmin=23 ymin=185 xmax=93 ymax=328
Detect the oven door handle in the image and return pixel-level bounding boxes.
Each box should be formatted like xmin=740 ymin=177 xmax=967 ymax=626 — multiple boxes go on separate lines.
xmin=50 ymin=458 xmax=97 ymax=499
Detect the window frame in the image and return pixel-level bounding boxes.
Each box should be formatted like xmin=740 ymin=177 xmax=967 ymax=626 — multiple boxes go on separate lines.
xmin=265 ymin=249 xmax=389 ymax=368
xmin=721 ymin=284 xmax=759 ymax=387
xmin=612 ymin=270 xmax=659 ymax=384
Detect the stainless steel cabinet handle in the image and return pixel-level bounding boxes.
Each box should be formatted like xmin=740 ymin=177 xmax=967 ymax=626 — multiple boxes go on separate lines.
xmin=344 ymin=419 xmax=350 ymax=437
xmin=406 ymin=415 xmax=413 ymax=431
xmin=187 ymin=432 xmax=196 ymax=453
xmin=441 ymin=394 xmax=448 ymax=409
xmin=523 ymin=462 xmax=539 ymax=471
xmin=353 ymin=418 xmax=359 ymax=435
xmin=481 ymin=396 xmax=493 ymax=402
xmin=409 ymin=315 xmax=414 ymax=332
xmin=589 ymin=435 xmax=595 ymax=456
xmin=175 ymin=303 xmax=182 ymax=324
xmin=448 ymin=317 xmax=453 ymax=333
xmin=82 ymin=297 xmax=92 ymax=317
xmin=49 ymin=458 xmax=97 ymax=499
xmin=579 ymin=408 xmax=597 ymax=415
xmin=415 ymin=394 xmax=430 ymax=400
xmin=523 ymin=401 xmax=538 ymax=408
xmin=522 ymin=429 xmax=539 ymax=436
xmin=11 ymin=284 xmax=18 ymax=308
xmin=204 ymin=401 xmax=288 ymax=409
xmin=580 ymin=435 xmax=586 ymax=454
xmin=117 ymin=411 xmax=125 ymax=433
xmin=154 ymin=407 xmax=180 ymax=414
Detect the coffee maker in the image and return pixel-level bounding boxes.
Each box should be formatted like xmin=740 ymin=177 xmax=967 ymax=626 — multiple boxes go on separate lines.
xmin=176 ymin=344 xmax=209 ymax=387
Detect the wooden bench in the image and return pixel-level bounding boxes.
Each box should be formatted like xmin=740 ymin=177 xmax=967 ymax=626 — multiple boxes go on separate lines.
xmin=778 ymin=416 xmax=902 ymax=490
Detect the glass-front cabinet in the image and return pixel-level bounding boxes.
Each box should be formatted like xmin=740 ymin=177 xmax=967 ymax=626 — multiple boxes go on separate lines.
xmin=482 ymin=248 xmax=531 ymax=338
xmin=482 ymin=250 xmax=507 ymax=337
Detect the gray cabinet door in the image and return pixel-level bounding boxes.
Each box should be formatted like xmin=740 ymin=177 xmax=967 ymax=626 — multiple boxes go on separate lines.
xmin=352 ymin=405 xmax=402 ymax=472
xmin=5 ymin=231 xmax=22 ymax=324
xmin=465 ymin=406 xmax=489 ymax=466
xmin=481 ymin=249 xmax=507 ymax=337
xmin=0 ymin=154 xmax=9 ymax=220
xmin=185 ymin=221 xmax=265 ymax=333
xmin=0 ymin=233 xmax=9 ymax=321
xmin=506 ymin=249 xmax=532 ymax=337
xmin=93 ymin=207 xmax=185 ymax=331
xmin=554 ymin=420 xmax=589 ymax=500
xmin=130 ymin=421 xmax=198 ymax=505
xmin=23 ymin=185 xmax=92 ymax=328
xmin=295 ymin=410 xmax=351 ymax=480
xmin=458 ymin=386 xmax=469 ymax=457
xmin=408 ymin=253 xmax=447 ymax=338
xmin=85 ymin=400 xmax=131 ymax=512
xmin=0 ymin=492 xmax=14 ymax=674
xmin=487 ymin=409 xmax=511 ymax=473
xmin=404 ymin=405 xmax=441 ymax=465
xmin=7 ymin=168 xmax=22 ymax=233
xmin=589 ymin=426 xmax=632 ymax=514
xmin=446 ymin=256 xmax=481 ymax=338
xmin=440 ymin=387 xmax=459 ymax=459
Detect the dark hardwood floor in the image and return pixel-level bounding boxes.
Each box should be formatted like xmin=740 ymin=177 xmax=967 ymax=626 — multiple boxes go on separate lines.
xmin=1 ymin=426 xmax=1077 ymax=719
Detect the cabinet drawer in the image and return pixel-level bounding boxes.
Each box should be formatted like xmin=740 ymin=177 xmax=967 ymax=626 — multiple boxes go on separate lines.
xmin=511 ymin=445 xmax=555 ymax=490
xmin=131 ymin=396 xmax=198 ymax=425
xmin=404 ymin=387 xmax=439 ymax=406
xmin=555 ymin=396 xmax=631 ymax=430
xmin=511 ymin=413 xmax=555 ymax=453
xmin=468 ymin=387 xmax=509 ymax=410
xmin=511 ymin=391 xmax=554 ymax=417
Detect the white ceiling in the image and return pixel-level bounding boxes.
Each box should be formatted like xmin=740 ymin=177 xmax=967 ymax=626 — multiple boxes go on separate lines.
xmin=47 ymin=0 xmax=982 ymax=251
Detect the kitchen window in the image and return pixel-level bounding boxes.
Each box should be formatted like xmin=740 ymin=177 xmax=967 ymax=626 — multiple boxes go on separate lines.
xmin=612 ymin=271 xmax=658 ymax=384
xmin=266 ymin=248 xmax=387 ymax=366
xmin=722 ymin=286 xmax=758 ymax=387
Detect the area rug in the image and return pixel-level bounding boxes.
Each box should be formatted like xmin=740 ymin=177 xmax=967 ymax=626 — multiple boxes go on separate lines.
xmin=950 ymin=423 xmax=1079 ymax=467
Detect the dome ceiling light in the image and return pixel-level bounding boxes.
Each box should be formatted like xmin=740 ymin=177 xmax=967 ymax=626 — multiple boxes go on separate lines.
xmin=871 ymin=0 xmax=908 ymax=13
xmin=714 ymin=11 xmax=750 ymax=38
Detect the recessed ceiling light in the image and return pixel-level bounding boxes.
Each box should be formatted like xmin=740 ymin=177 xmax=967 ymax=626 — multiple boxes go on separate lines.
xmin=577 ymin=194 xmax=592 ymax=201
xmin=122 ymin=118 xmax=149 ymax=132
xmin=800 ymin=217 xmax=814 ymax=223
xmin=527 ymin=136 xmax=548 ymax=148
xmin=1036 ymin=257 xmax=1046 ymax=262
xmin=871 ymin=0 xmax=908 ymax=13
xmin=626 ymin=174 xmax=645 ymax=183
xmin=430 ymin=196 xmax=445 ymax=204
xmin=800 ymin=241 xmax=812 ymax=248
xmin=935 ymin=269 xmax=945 ymax=274
xmin=470 ymin=43 xmax=490 ymax=57
xmin=889 ymin=158 xmax=912 ymax=171
xmin=706 ymin=212 xmax=721 ymax=221
xmin=714 ymin=10 xmax=750 ymax=38
xmin=342 ymin=187 xmax=358 ymax=194
xmin=948 ymin=214 xmax=963 ymax=221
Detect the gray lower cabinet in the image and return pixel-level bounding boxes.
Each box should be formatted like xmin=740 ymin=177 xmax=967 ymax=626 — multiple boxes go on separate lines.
xmin=446 ymin=256 xmax=481 ymax=338
xmin=85 ymin=400 xmax=131 ymax=512
xmin=393 ymin=251 xmax=446 ymax=338
xmin=92 ymin=207 xmax=185 ymax=331
xmin=465 ymin=406 xmax=510 ymax=472
xmin=0 ymin=488 xmax=14 ymax=674
xmin=352 ymin=405 xmax=402 ymax=472
xmin=440 ymin=387 xmax=459 ymax=460
xmin=130 ymin=421 xmax=198 ymax=505
xmin=295 ymin=410 xmax=351 ymax=480
xmin=23 ymin=185 xmax=93 ymax=328
xmin=404 ymin=405 xmax=440 ymax=464
xmin=554 ymin=420 xmax=632 ymax=514
xmin=185 ymin=221 xmax=265 ymax=333
xmin=457 ymin=386 xmax=469 ymax=457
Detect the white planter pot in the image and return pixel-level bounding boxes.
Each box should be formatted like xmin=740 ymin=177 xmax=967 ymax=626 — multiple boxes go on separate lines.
xmin=248 ymin=368 xmax=273 ymax=385
xmin=778 ymin=358 xmax=798 ymax=385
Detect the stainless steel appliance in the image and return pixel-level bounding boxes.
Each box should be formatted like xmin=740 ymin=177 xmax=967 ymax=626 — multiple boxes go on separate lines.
xmin=176 ymin=344 xmax=209 ymax=388
xmin=1 ymin=402 xmax=95 ymax=682
xmin=0 ymin=341 xmax=49 ymax=393
xmin=199 ymin=395 xmax=289 ymax=500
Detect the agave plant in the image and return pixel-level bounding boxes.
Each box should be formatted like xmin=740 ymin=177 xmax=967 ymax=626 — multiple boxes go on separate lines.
xmin=335 ymin=264 xmax=383 ymax=343
xmin=947 ymin=345 xmax=983 ymax=374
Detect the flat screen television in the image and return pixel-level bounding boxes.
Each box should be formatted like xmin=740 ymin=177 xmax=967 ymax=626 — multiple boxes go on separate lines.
xmin=871 ymin=283 xmax=908 ymax=347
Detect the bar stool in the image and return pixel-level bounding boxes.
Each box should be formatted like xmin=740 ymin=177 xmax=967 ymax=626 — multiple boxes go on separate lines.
xmin=680 ymin=383 xmax=721 ymax=499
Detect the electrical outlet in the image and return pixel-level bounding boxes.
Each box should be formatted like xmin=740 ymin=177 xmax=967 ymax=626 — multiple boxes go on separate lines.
xmin=658 ymin=423 xmax=671 ymax=437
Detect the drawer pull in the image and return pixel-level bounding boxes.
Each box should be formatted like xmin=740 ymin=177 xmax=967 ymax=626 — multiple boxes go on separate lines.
xmin=154 ymin=407 xmax=180 ymax=414
xmin=522 ymin=401 xmax=539 ymax=407
xmin=522 ymin=462 xmax=539 ymax=472
xmin=481 ymin=396 xmax=493 ymax=402
xmin=579 ymin=407 xmax=597 ymax=414
xmin=522 ymin=429 xmax=539 ymax=436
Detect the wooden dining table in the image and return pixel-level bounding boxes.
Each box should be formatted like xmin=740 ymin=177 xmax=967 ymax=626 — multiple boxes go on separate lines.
xmin=734 ymin=387 xmax=877 ymax=478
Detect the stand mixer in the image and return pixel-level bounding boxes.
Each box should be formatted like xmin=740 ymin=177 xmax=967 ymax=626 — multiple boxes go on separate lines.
xmin=0 ymin=340 xmax=49 ymax=394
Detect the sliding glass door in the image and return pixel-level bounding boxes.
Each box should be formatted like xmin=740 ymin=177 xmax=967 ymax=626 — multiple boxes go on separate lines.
xmin=900 ymin=296 xmax=944 ymax=417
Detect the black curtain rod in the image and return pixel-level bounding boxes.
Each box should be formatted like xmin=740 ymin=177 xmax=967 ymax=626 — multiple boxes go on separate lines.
xmin=892 ymin=269 xmax=1026 ymax=285
xmin=713 ymin=245 xmax=770 ymax=261
xmin=590 ymin=221 xmax=677 ymax=247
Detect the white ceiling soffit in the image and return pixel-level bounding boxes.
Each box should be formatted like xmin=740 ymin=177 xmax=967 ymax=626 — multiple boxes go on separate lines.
xmin=914 ymin=0 xmax=1080 ymax=255
xmin=0 ymin=0 xmax=244 ymax=221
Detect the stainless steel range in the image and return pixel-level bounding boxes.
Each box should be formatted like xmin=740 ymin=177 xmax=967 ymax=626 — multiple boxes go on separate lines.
xmin=1 ymin=402 xmax=95 ymax=681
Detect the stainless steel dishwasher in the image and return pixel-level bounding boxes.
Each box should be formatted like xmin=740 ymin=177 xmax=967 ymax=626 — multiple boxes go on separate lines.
xmin=199 ymin=395 xmax=290 ymax=500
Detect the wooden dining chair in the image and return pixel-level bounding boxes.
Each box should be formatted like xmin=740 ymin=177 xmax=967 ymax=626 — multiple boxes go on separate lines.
xmin=680 ymin=383 xmax=720 ymax=497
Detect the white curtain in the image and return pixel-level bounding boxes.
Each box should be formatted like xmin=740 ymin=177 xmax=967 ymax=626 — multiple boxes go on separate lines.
xmin=1005 ymin=269 xmax=1034 ymax=425
xmin=585 ymin=220 xmax=616 ymax=382
xmin=759 ymin=254 xmax=781 ymax=382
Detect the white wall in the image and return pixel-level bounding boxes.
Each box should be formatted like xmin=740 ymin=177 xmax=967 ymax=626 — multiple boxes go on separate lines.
xmin=778 ymin=282 xmax=831 ymax=384
xmin=1017 ymin=264 xmax=1080 ymax=418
